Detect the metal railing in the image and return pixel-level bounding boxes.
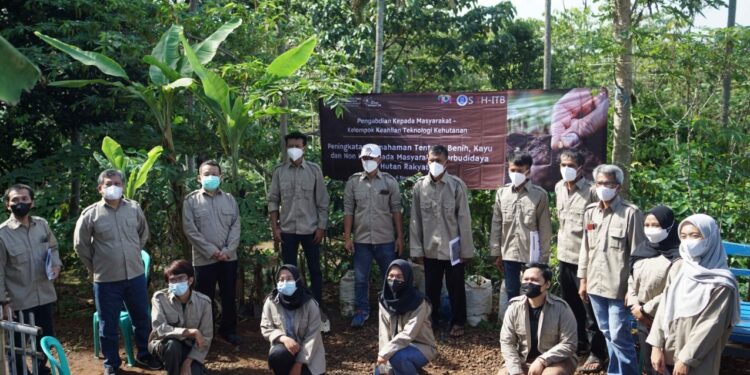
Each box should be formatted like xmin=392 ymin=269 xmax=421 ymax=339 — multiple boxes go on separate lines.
xmin=0 ymin=310 xmax=43 ymax=375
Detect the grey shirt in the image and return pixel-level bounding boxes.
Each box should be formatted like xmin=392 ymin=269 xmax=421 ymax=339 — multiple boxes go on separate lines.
xmin=343 ymin=171 xmax=401 ymax=245
xmin=268 ymin=160 xmax=330 ymax=235
xmin=261 ymin=297 xmax=326 ymax=375
xmin=554 ymin=178 xmax=597 ymax=265
xmin=182 ymin=189 xmax=241 ymax=266
xmin=490 ymin=182 xmax=552 ymax=263
xmin=149 ymin=289 xmax=214 ymax=363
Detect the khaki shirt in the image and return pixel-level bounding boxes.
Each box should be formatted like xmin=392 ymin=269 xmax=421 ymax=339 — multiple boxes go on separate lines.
xmin=626 ymin=257 xmax=683 ymax=316
xmin=0 ymin=216 xmax=62 ymax=311
xmin=409 ymin=173 xmax=475 ymax=260
xmin=267 ymin=160 xmax=330 ymax=235
xmin=182 ymin=189 xmax=241 ymax=266
xmin=577 ymin=196 xmax=644 ymax=300
xmin=343 ymin=171 xmax=401 ymax=244
xmin=490 ymin=182 xmax=552 ymax=263
xmin=378 ymin=299 xmax=437 ymax=362
xmin=74 ymin=199 xmax=149 ymax=283
xmin=500 ymin=294 xmax=578 ymax=375
xmin=260 ymin=297 xmax=326 ymax=375
xmin=554 ymin=178 xmax=597 ymax=265
xmin=149 ymin=289 xmax=213 ymax=363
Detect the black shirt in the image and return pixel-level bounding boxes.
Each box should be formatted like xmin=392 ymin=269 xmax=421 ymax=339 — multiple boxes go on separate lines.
xmin=526 ymin=303 xmax=544 ymax=362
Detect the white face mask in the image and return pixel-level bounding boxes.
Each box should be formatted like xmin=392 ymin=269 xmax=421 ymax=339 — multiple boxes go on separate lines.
xmin=362 ymin=160 xmax=378 ymax=173
xmin=560 ymin=166 xmax=577 ymax=182
xmin=596 ymin=186 xmax=617 ymax=202
xmin=287 ymin=147 xmax=304 ymax=162
xmin=428 ymin=161 xmax=445 ymax=177
xmin=681 ymin=238 xmax=708 ymax=259
xmin=644 ymin=227 xmax=669 ymax=243
xmin=103 ymin=185 xmax=123 ymax=200
xmin=509 ymin=172 xmax=527 ymax=187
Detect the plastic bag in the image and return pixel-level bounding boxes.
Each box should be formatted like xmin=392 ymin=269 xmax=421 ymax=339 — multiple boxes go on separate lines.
xmin=339 ymin=269 xmax=356 ymax=317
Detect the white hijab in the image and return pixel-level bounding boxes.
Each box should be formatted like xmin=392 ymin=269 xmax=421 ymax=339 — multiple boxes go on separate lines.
xmin=661 ymin=214 xmax=740 ymax=328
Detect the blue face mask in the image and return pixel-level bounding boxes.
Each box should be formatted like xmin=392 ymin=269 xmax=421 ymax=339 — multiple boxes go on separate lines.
xmin=277 ymin=280 xmax=297 ymax=296
xmin=169 ymin=281 xmax=189 ymax=297
xmin=201 ymin=175 xmax=220 ymax=191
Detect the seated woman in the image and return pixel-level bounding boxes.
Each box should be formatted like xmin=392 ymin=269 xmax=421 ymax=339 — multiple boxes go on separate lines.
xmin=648 ymin=214 xmax=740 ymax=375
xmin=627 ymin=205 xmax=682 ymax=374
xmin=377 ymin=259 xmax=437 ymax=375
xmin=261 ymin=264 xmax=326 ymax=375
xmin=149 ymin=260 xmax=213 ymax=375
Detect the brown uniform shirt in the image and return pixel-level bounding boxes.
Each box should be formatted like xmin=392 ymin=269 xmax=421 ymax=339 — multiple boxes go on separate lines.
xmin=261 ymin=297 xmax=326 ymax=375
xmin=409 ymin=173 xmax=475 ymax=260
xmin=554 ymin=178 xmax=597 ymax=265
xmin=627 ymin=257 xmax=683 ymax=316
xmin=490 ymin=182 xmax=552 ymax=263
xmin=343 ymin=171 xmax=401 ymax=244
xmin=0 ymin=216 xmax=62 ymax=311
xmin=378 ymin=299 xmax=437 ymax=362
xmin=74 ymin=199 xmax=149 ymax=283
xmin=267 ymin=160 xmax=330 ymax=235
xmin=182 ymin=189 xmax=241 ymax=266
xmin=577 ymin=195 xmax=644 ymax=300
xmin=149 ymin=289 xmax=213 ymax=363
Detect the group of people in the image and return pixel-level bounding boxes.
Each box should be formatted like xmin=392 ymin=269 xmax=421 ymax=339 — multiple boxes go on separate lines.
xmin=0 ymin=130 xmax=740 ymax=375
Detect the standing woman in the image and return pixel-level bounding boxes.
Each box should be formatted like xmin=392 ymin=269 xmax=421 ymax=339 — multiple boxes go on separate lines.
xmin=261 ymin=265 xmax=326 ymax=375
xmin=377 ymin=259 xmax=437 ymax=374
xmin=648 ymin=214 xmax=740 ymax=375
xmin=627 ymin=205 xmax=682 ymax=374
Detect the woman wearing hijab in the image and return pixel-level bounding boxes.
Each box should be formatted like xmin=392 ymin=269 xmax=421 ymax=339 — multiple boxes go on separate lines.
xmin=647 ymin=214 xmax=740 ymax=375
xmin=626 ymin=205 xmax=682 ymax=374
xmin=377 ymin=259 xmax=437 ymax=375
xmin=261 ymin=265 xmax=326 ymax=375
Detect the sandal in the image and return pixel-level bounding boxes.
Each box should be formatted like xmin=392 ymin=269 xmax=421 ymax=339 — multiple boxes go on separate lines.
xmin=579 ymin=354 xmax=605 ymax=374
xmin=449 ymin=324 xmax=464 ymax=337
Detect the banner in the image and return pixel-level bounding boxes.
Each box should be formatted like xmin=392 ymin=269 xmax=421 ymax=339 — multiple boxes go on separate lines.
xmin=319 ymin=89 xmax=608 ymax=191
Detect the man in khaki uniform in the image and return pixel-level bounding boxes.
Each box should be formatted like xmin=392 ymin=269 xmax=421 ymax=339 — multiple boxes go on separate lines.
xmin=491 ymin=151 xmax=552 ymax=300
xmin=410 ymin=145 xmax=474 ymax=337
xmin=343 ymin=144 xmax=403 ymax=327
xmin=74 ymin=169 xmax=160 ymax=374
xmin=499 ymin=263 xmax=577 ymax=375
xmin=577 ymin=164 xmax=644 ymax=375
xmin=0 ymin=184 xmax=62 ymax=375
xmin=182 ymin=160 xmax=241 ymax=346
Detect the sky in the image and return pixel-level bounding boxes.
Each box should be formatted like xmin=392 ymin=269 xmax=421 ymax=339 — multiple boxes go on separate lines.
xmin=477 ymin=0 xmax=748 ymax=28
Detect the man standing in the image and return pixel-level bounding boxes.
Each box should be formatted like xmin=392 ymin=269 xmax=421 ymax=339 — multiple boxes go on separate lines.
xmin=490 ymin=151 xmax=552 ymax=300
xmin=74 ymin=169 xmax=161 ymax=374
xmin=0 ymin=184 xmax=62 ymax=375
xmin=182 ymin=160 xmax=241 ymax=346
xmin=268 ymin=131 xmax=330 ymax=328
xmin=410 ymin=145 xmax=474 ymax=337
xmin=343 ymin=144 xmax=403 ymax=327
xmin=578 ymin=164 xmax=644 ymax=375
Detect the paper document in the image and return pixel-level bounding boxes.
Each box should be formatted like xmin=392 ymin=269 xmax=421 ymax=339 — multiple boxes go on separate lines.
xmin=530 ymin=231 xmax=540 ymax=262
xmin=45 ymin=248 xmax=55 ymax=280
xmin=449 ymin=237 xmax=461 ymax=266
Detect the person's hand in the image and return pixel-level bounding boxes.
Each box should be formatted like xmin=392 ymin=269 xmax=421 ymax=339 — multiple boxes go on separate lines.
xmin=395 ymin=238 xmax=404 ymax=257
xmin=180 ymin=357 xmax=193 ymax=375
xmin=289 ymin=362 xmax=303 ymax=375
xmin=212 ymin=250 xmax=223 ymax=260
xmin=550 ymin=88 xmax=609 ymax=150
xmin=312 ymin=228 xmax=325 ymax=245
xmin=50 ymin=266 xmax=61 ymax=280
xmin=630 ymin=304 xmax=643 ymax=320
xmin=578 ymin=279 xmax=589 ymax=304
xmin=281 ymin=336 xmax=300 ymax=355
xmin=651 ymin=347 xmax=667 ymax=374
xmin=186 ymin=329 xmax=206 ymax=348
xmin=411 ymin=256 xmax=424 ymax=265
xmin=272 ymin=226 xmax=282 ymax=243
xmin=494 ymin=257 xmax=504 ymax=272
xmin=1 ymin=304 xmax=12 ymax=320
xmin=528 ymin=358 xmax=545 ymax=375
xmin=344 ymin=238 xmax=354 ymax=254
xmin=673 ymin=360 xmax=689 ymax=375
xmin=460 ymin=258 xmax=472 ymax=266
xmin=377 ymin=356 xmax=387 ymax=365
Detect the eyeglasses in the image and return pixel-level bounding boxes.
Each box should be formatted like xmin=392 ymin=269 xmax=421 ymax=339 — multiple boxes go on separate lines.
xmin=595 ymin=181 xmax=618 ymax=188
xmin=168 ymin=275 xmax=189 ymax=283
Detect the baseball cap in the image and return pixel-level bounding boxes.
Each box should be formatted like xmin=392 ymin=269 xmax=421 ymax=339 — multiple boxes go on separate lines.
xmin=359 ymin=144 xmax=382 ymax=158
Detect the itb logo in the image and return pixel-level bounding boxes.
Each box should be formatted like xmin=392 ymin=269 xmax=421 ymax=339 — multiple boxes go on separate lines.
xmin=437 ymin=94 xmax=452 ymax=104
xmin=456 ymin=94 xmax=473 ymax=107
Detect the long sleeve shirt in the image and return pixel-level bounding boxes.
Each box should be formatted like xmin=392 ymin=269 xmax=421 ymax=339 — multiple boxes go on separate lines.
xmin=378 ymin=300 xmax=437 ymax=362
xmin=149 ymin=289 xmax=213 ymax=363
xmin=267 ymin=160 xmax=330 ymax=235
xmin=182 ymin=189 xmax=241 ymax=266
xmin=490 ymin=182 xmax=552 ymax=263
xmin=260 ymin=297 xmax=326 ymax=375
xmin=343 ymin=171 xmax=401 ymax=244
xmin=554 ymin=178 xmax=597 ymax=265
xmin=626 ymin=257 xmax=683 ymax=316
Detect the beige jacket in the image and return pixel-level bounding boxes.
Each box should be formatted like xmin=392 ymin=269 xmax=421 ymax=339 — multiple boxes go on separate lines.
xmin=343 ymin=171 xmax=401 ymax=244
xmin=378 ymin=299 xmax=437 ymax=362
xmin=260 ymin=297 xmax=326 ymax=375
xmin=500 ymin=294 xmax=578 ymax=375
xmin=149 ymin=289 xmax=213 ymax=363
xmin=182 ymin=189 xmax=241 ymax=266
xmin=490 ymin=182 xmax=552 ymax=263
xmin=626 ymin=257 xmax=683 ymax=316
xmin=554 ymin=178 xmax=597 ymax=265
xmin=267 ymin=160 xmax=330 ymax=235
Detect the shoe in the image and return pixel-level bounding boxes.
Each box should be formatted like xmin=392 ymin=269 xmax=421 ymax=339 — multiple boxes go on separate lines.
xmin=221 ymin=332 xmax=241 ymax=346
xmin=351 ymin=311 xmax=369 ymax=327
xmin=103 ymin=367 xmax=119 ymax=375
xmin=135 ymin=353 xmax=162 ymax=370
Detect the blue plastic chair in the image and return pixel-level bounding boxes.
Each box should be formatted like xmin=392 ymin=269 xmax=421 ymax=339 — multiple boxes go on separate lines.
xmin=93 ymin=250 xmax=151 ymax=366
xmin=40 ymin=336 xmax=71 ymax=375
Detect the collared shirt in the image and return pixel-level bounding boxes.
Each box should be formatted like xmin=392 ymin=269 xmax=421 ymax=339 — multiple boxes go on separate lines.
xmin=343 ymin=171 xmax=401 ymax=244
xmin=182 ymin=189 xmax=241 ymax=266
xmin=149 ymin=289 xmax=213 ymax=363
xmin=489 ymin=182 xmax=552 ymax=263
xmin=409 ymin=173 xmax=475 ymax=260
xmin=261 ymin=297 xmax=326 ymax=375
xmin=378 ymin=299 xmax=437 ymax=362
xmin=74 ymin=198 xmax=149 ymax=283
xmin=577 ymin=195 xmax=644 ymax=300
xmin=554 ymin=178 xmax=597 ymax=265
xmin=0 ymin=216 xmax=62 ymax=311
xmin=627 ymin=257 xmax=683 ymax=316
xmin=267 ymin=160 xmax=330 ymax=235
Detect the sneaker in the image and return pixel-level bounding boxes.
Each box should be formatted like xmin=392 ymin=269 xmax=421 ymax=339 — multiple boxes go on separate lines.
xmin=351 ymin=311 xmax=369 ymax=327
xmin=135 ymin=353 xmax=162 ymax=370
xmin=221 ymin=332 xmax=241 ymax=346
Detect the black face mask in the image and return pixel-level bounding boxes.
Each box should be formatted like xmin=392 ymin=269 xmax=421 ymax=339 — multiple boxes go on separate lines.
xmin=520 ymin=282 xmax=543 ymax=298
xmin=387 ymin=279 xmax=405 ymax=294
xmin=10 ymin=202 xmax=31 ymax=217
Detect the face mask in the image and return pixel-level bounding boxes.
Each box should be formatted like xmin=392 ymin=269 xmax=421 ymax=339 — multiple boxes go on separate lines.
xmin=644 ymin=227 xmax=669 ymax=243
xmin=560 ymin=166 xmax=577 ymax=182
xmin=387 ymin=278 xmax=405 ymax=294
xmin=9 ymin=202 xmax=31 ymax=217
xmin=287 ymin=147 xmax=304 ymax=162
xmin=520 ymin=282 xmax=543 ymax=298
xmin=103 ymin=185 xmax=123 ymax=200
xmin=428 ymin=162 xmax=445 ymax=177
xmin=509 ymin=172 xmax=527 ymax=187
xmin=277 ymin=280 xmax=297 ymax=296
xmin=681 ymin=239 xmax=708 ymax=258
xmin=362 ymin=160 xmax=378 ymax=173
xmin=201 ymin=175 xmax=220 ymax=191
xmin=168 ymin=281 xmax=189 ymax=297
xmin=596 ymin=186 xmax=617 ymax=202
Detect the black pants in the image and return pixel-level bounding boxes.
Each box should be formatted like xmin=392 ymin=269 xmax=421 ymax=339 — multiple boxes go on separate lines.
xmin=152 ymin=338 xmax=206 ymax=375
xmin=8 ymin=303 xmax=54 ymax=375
xmin=558 ymin=261 xmax=607 ymax=360
xmin=424 ymin=258 xmax=466 ymax=327
xmin=268 ymin=344 xmax=313 ymax=375
xmin=195 ymin=260 xmax=238 ymax=336
xmin=280 ymin=233 xmax=323 ymax=304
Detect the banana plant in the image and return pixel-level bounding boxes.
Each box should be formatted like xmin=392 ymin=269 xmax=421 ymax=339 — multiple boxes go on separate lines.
xmin=101 ymin=136 xmax=163 ymax=199
xmin=0 ymin=36 xmax=41 ymax=105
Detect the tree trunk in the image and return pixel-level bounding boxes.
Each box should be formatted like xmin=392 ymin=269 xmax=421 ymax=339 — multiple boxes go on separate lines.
xmin=543 ymin=0 xmax=552 ymax=90
xmin=722 ymin=0 xmax=736 ymax=127
xmin=612 ymin=0 xmax=633 ymax=196
xmin=372 ymin=0 xmax=385 ymax=93
xmin=279 ymin=94 xmax=288 ymax=160
xmin=68 ymin=127 xmax=81 ymax=219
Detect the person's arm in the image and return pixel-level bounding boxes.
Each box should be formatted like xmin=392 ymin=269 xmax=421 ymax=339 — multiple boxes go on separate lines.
xmin=187 ymin=296 xmax=214 ymax=363
xmin=675 ymin=286 xmax=735 ymax=367
xmin=296 ymin=301 xmax=323 ymax=365
xmin=646 ymin=290 xmax=667 ymax=349
xmin=626 ymin=273 xmax=638 ymax=307
xmin=314 ymin=167 xmax=330 ymax=230
xmin=377 ymin=301 xmax=430 ymax=359
xmin=222 ymin=197 xmax=241 ymax=259
xmin=182 ymin=198 xmax=220 ymax=258
xmin=260 ymin=298 xmax=286 ymax=344
xmin=537 ymin=192 xmax=552 ymax=263
xmin=0 ymin=239 xmax=9 ymax=305
xmin=45 ymin=221 xmax=63 ymax=268
xmin=343 ymin=180 xmax=355 ymax=252
xmin=577 ymin=211 xmax=591 ymax=302
xmin=390 ymin=178 xmax=404 ymax=255
xmin=409 ymin=185 xmax=424 ymax=259
xmin=499 ymin=304 xmax=525 ymax=375
xmin=268 ymin=169 xmax=282 ymax=241
xmin=136 ymin=205 xmax=149 ymax=249
xmin=73 ymin=212 xmax=94 ymax=273
xmin=489 ymin=189 xmax=503 ymax=257
xmin=455 ymin=181 xmax=474 ymax=259
xmin=538 ymin=303 xmax=578 ymax=366
xmin=629 ymin=208 xmax=645 ymax=255
xmin=150 ymin=295 xmax=187 ymax=338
